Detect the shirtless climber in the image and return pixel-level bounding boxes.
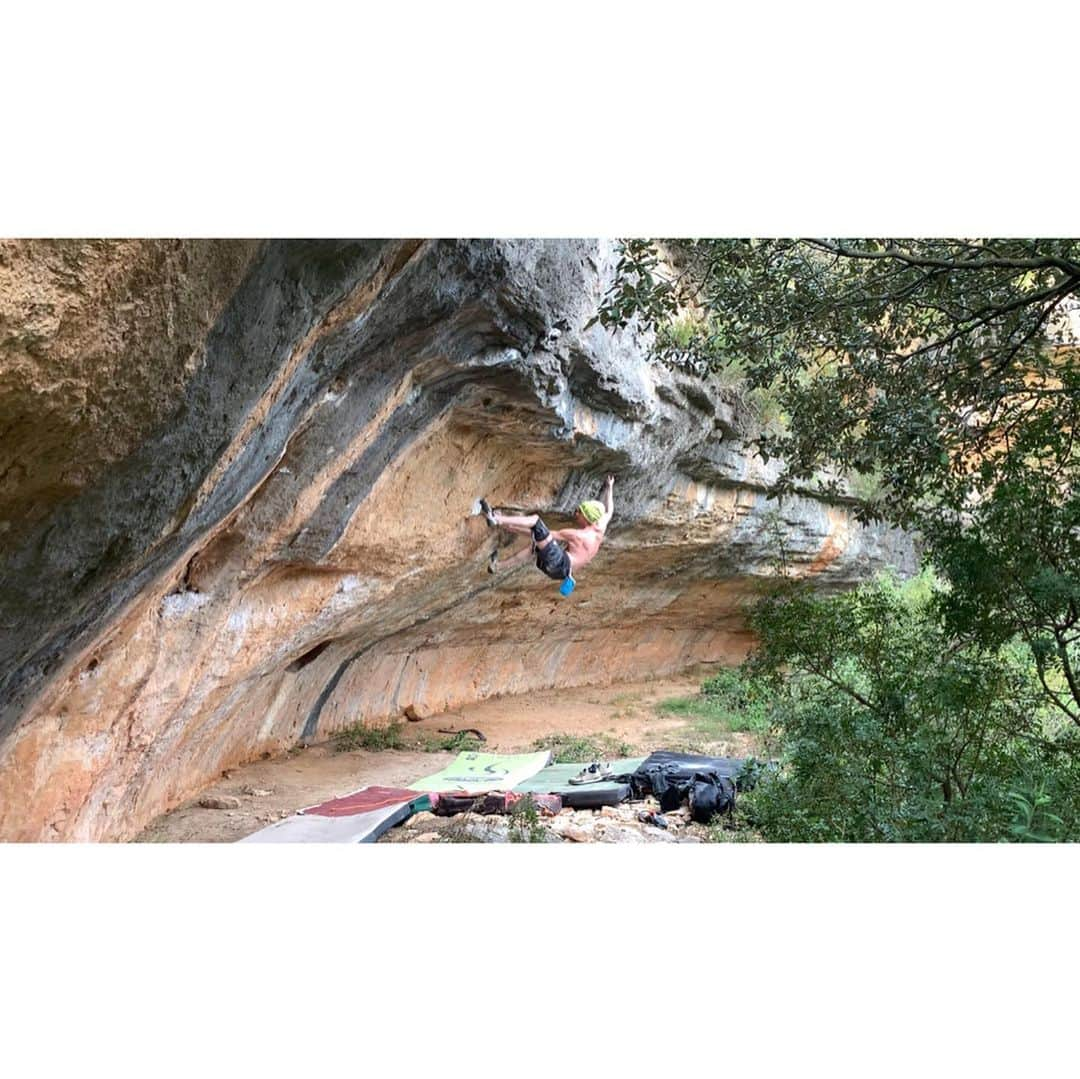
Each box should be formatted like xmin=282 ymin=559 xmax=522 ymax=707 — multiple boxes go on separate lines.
xmin=479 ymin=475 xmax=615 ymax=586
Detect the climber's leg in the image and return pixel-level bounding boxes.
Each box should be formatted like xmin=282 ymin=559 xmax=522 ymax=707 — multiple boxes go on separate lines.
xmin=478 ymin=499 xmax=541 ymax=536
xmin=493 ymin=511 xmax=540 ymax=535
xmin=489 ymin=544 xmax=535 ymax=574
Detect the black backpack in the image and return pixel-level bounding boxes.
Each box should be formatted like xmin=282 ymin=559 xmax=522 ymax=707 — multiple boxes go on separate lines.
xmin=632 ymin=761 xmax=692 ymax=808
xmin=688 ymin=772 xmax=736 ymax=823
xmin=631 ymin=761 xmax=737 ymax=823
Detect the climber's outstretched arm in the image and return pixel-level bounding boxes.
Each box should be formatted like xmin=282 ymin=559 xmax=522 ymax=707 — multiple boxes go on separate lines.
xmin=598 ymin=474 xmax=615 ymax=531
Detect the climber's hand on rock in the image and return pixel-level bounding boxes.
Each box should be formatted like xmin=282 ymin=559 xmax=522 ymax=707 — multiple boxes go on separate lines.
xmin=605 ymin=474 xmax=615 ymax=487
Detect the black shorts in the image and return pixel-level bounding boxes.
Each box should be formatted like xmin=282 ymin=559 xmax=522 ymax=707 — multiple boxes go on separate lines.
xmin=532 ymin=518 xmax=572 ymax=581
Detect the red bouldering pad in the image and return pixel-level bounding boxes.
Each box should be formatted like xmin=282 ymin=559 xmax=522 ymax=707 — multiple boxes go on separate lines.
xmin=300 ymin=786 xmax=426 ymax=818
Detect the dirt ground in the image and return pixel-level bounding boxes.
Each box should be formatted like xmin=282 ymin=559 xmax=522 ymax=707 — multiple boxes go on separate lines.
xmin=135 ymin=664 xmax=759 ymax=843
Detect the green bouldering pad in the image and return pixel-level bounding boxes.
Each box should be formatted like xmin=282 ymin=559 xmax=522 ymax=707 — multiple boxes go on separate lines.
xmin=511 ymin=757 xmax=647 ymax=802
xmin=408 ymin=750 xmax=553 ymax=794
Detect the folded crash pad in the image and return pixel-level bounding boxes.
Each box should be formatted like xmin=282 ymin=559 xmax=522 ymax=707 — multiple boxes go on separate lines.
xmin=559 ymin=783 xmax=631 ymax=810
xmin=478 ymin=791 xmax=562 ymax=816
xmin=239 ymin=802 xmax=409 ymax=843
xmin=300 ymin=785 xmax=426 ymax=818
xmin=432 ymin=792 xmax=481 ymax=816
xmin=238 ymin=788 xmax=431 ymax=843
xmin=408 ymin=750 xmax=552 ymax=794
xmin=432 ymin=790 xmax=564 ymax=816
xmin=512 ymin=756 xmax=646 ymax=809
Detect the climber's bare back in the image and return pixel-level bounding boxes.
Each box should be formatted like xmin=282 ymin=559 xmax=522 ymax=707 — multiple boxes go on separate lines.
xmin=553 ymin=523 xmax=606 ymax=569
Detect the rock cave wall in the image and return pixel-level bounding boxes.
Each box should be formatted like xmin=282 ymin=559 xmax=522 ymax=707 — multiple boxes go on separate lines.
xmin=0 ymin=239 xmax=916 ymax=840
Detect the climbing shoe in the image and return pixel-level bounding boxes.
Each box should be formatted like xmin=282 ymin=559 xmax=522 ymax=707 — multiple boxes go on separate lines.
xmin=568 ymin=761 xmax=613 ymax=785
xmin=478 ymin=498 xmax=497 ymax=527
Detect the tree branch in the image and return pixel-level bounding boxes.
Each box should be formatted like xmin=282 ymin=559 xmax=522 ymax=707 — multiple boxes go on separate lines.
xmin=903 ymin=278 xmax=1078 ymax=362
xmin=1055 ymin=634 xmax=1080 ymax=719
xmin=804 ymin=239 xmax=1080 ymax=279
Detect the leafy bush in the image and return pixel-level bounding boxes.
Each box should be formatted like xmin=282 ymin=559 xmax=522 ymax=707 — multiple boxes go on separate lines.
xmin=1006 ymin=778 xmax=1069 ymax=843
xmin=414 ymin=731 xmax=485 ymax=753
xmin=656 ymin=668 xmax=775 ymax=736
xmin=847 ymin=467 xmax=889 ymax=506
xmin=334 ymin=720 xmax=407 ymax=753
xmin=532 ymin=733 xmax=633 ymax=763
xmin=508 ymin=795 xmax=548 ymax=843
xmin=740 ymin=574 xmax=1080 ymax=842
xmin=701 ymin=668 xmax=776 ymax=733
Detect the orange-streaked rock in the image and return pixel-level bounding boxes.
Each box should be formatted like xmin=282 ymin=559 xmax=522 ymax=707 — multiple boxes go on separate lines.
xmin=0 ymin=240 xmax=917 ymax=840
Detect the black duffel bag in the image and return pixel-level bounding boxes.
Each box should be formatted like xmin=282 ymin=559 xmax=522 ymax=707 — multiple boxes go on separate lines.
xmin=631 ymin=760 xmax=737 ymax=823
xmin=688 ymin=772 xmax=736 ymax=823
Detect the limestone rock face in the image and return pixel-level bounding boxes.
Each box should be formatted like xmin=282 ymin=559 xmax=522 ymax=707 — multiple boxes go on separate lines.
xmin=0 ymin=239 xmax=260 ymax=538
xmin=0 ymin=239 xmax=916 ymax=840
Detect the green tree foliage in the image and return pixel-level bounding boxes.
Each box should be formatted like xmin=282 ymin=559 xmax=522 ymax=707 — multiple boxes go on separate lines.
xmin=741 ymin=575 xmax=1080 ymax=842
xmin=597 ymin=239 xmax=1080 ymax=724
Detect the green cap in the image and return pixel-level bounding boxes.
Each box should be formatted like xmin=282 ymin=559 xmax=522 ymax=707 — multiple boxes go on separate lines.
xmin=578 ymin=500 xmax=605 ymax=524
